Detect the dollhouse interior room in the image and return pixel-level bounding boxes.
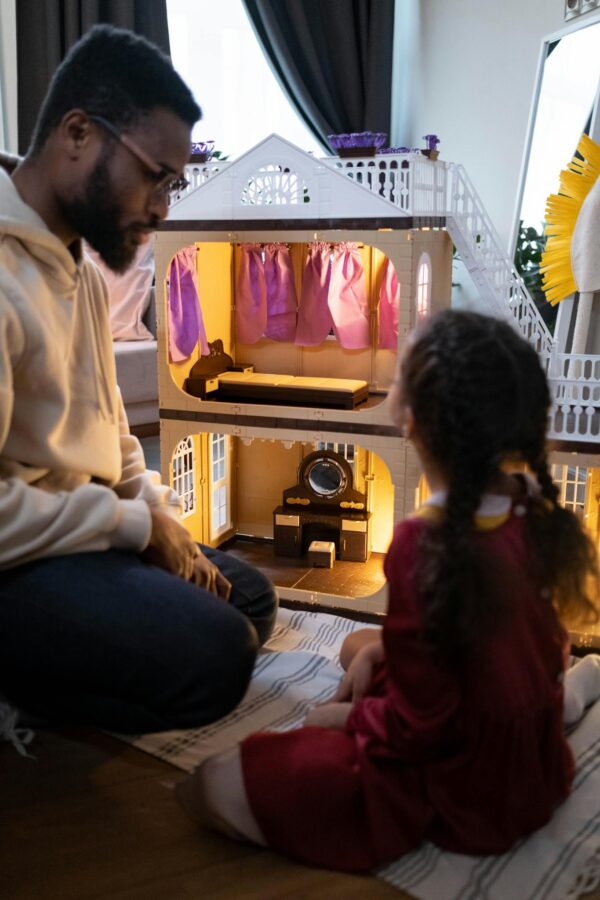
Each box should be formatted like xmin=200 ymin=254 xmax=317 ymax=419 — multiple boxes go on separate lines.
xmin=3 ymin=1 xmax=600 ymax=898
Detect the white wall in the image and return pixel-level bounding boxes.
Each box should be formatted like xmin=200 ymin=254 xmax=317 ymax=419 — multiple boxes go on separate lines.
xmin=0 ymin=0 xmax=17 ymax=152
xmin=409 ymin=0 xmax=566 ymax=250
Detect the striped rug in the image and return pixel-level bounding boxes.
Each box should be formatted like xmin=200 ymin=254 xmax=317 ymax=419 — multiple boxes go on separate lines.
xmin=127 ymin=608 xmax=600 ymax=900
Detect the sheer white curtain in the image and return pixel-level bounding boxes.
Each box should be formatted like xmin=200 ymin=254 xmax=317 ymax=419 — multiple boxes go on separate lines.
xmin=167 ymin=0 xmax=320 ymax=158
xmin=0 ymin=0 xmax=17 ymax=152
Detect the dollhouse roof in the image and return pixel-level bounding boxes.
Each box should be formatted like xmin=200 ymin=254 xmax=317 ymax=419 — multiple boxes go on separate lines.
xmin=166 ymin=133 xmax=411 ymax=225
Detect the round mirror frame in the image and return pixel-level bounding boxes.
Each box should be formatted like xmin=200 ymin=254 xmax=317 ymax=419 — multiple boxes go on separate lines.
xmin=304 ymin=456 xmax=347 ymax=500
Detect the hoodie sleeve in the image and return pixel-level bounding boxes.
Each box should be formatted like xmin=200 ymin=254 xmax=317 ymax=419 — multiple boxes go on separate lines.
xmin=0 ymin=294 xmax=152 ymax=570
xmin=113 ymin=391 xmax=183 ymax=522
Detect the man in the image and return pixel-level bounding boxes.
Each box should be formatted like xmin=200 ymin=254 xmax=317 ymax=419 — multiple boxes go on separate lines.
xmin=0 ymin=25 xmax=277 ymax=740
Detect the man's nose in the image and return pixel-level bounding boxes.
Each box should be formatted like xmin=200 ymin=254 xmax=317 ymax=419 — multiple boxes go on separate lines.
xmin=148 ymin=190 xmax=169 ymax=221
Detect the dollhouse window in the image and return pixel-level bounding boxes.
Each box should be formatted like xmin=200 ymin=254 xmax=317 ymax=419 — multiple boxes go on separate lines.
xmin=211 ymin=433 xmax=231 ymax=538
xmin=316 ymin=442 xmax=355 ymax=475
xmin=172 ymin=437 xmax=196 ymax=519
xmin=416 ymin=253 xmax=431 ymax=320
xmin=552 ymin=464 xmax=587 ymax=517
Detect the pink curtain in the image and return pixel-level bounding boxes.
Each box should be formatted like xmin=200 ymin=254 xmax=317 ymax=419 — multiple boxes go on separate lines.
xmin=263 ymin=243 xmax=298 ymax=341
xmin=378 ymin=257 xmax=400 ymax=349
xmin=235 ymin=243 xmax=267 ymax=344
xmin=168 ymin=246 xmax=209 ymax=363
xmin=295 ymin=242 xmax=334 ymax=346
xmin=328 ymin=242 xmax=370 ymax=349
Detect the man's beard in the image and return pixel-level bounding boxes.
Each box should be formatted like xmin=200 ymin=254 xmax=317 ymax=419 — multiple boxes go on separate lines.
xmin=61 ymin=148 xmax=146 ymax=274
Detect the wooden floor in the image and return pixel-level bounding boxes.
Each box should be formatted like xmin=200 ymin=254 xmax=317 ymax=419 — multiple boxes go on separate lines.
xmin=0 ymin=728 xmax=408 ymax=900
xmin=222 ymin=537 xmax=387 ymax=599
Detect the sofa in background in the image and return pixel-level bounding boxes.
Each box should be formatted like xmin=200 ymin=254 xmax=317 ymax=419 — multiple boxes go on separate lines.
xmin=113 ymin=288 xmax=159 ymax=434
xmin=86 ymin=241 xmax=160 ymax=436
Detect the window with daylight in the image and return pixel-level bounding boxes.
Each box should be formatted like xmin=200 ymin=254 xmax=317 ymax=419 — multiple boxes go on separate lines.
xmin=172 ymin=437 xmax=196 ymax=518
xmin=211 ymin=433 xmax=231 ymax=538
xmin=167 ymin=0 xmax=322 ymax=158
xmin=552 ymin=464 xmax=587 ymax=517
xmin=416 ymin=253 xmax=431 ymax=320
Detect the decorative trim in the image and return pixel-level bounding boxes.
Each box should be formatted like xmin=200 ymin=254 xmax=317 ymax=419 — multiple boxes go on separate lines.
xmin=565 ymin=0 xmax=600 ymax=21
xmin=160 ymin=407 xmax=401 ymax=438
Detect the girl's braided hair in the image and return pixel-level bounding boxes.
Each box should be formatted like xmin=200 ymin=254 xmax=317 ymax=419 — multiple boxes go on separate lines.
xmin=400 ymin=309 xmax=598 ymax=664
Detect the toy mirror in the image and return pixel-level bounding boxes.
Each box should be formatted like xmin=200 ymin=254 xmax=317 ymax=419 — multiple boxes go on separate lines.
xmin=305 ymin=457 xmax=347 ymax=499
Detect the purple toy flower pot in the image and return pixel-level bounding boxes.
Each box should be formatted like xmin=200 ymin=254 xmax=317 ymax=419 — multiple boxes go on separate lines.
xmin=327 ymin=132 xmax=387 ymax=158
xmin=189 ymin=140 xmax=215 ymax=163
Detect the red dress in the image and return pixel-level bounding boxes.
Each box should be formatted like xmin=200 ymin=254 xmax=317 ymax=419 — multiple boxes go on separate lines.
xmin=241 ymin=497 xmax=574 ymax=871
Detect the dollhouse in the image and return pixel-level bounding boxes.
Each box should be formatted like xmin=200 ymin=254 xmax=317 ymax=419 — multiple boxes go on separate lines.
xmin=153 ymin=134 xmax=600 ymax=617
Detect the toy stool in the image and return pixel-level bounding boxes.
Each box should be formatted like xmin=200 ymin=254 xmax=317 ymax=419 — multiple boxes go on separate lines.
xmin=307 ymin=540 xmax=335 ymax=568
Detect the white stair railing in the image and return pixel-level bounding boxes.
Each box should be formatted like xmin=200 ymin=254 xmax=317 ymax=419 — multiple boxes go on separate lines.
xmin=445 ymin=164 xmax=554 ymax=360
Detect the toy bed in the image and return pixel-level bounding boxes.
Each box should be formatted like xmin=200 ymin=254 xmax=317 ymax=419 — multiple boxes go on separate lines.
xmin=183 ymin=340 xmax=369 ymax=410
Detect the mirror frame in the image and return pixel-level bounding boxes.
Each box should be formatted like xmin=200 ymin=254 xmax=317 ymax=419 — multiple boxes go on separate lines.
xmin=509 ymin=9 xmax=600 ymax=261
xmin=304 ymin=456 xmax=348 ymax=500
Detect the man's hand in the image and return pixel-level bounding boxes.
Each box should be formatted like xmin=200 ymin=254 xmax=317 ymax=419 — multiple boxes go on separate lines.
xmin=304 ymin=701 xmax=353 ymax=730
xmin=191 ymin=550 xmax=232 ymax=600
xmin=142 ymin=508 xmax=201 ymax=581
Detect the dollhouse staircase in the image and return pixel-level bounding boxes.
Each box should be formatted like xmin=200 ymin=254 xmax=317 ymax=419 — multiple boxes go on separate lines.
xmin=324 ymin=154 xmax=597 ymax=443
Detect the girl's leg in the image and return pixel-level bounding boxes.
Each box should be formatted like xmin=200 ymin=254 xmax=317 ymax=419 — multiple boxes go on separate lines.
xmin=176 ymin=746 xmax=267 ymax=846
xmin=339 ymin=626 xmax=382 ymax=671
xmin=563 ymin=655 xmax=600 ymax=726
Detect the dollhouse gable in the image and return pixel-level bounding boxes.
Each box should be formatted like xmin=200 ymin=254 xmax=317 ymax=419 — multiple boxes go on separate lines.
xmin=168 ymin=134 xmax=402 ymax=222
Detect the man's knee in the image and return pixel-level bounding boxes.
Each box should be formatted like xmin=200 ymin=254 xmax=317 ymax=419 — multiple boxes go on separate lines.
xmin=167 ymin=613 xmax=259 ymax=728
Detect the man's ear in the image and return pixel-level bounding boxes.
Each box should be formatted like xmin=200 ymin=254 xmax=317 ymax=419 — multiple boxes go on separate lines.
xmin=58 ymin=110 xmax=94 ymax=160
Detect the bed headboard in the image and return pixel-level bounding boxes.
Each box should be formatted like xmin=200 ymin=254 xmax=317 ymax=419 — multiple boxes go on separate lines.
xmin=187 ymin=340 xmax=233 ymax=379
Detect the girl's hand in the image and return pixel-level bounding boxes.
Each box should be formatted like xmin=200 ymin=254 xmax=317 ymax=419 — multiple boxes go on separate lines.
xmin=304 ymin=701 xmax=353 ymax=730
xmin=335 ymin=636 xmax=385 ymax=703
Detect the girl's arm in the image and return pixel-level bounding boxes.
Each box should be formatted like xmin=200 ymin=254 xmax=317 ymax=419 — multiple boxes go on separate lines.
xmin=346 ymin=519 xmax=461 ymax=757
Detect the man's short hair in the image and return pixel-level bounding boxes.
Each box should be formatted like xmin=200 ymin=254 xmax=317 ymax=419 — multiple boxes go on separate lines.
xmin=30 ymin=24 xmax=201 ymax=154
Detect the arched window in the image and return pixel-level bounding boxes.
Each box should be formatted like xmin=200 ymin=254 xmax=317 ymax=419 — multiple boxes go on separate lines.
xmin=552 ymin=464 xmax=587 ymax=519
xmin=211 ymin=433 xmax=231 ymax=538
xmin=416 ymin=252 xmax=432 ymax=320
xmin=172 ymin=437 xmax=196 ymax=518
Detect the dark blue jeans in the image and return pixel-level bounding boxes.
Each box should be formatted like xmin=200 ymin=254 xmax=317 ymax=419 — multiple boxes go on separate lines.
xmin=0 ymin=545 xmax=277 ymax=733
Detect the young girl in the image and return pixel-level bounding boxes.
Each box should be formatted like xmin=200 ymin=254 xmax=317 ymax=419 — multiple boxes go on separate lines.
xmin=177 ymin=309 xmax=600 ymax=871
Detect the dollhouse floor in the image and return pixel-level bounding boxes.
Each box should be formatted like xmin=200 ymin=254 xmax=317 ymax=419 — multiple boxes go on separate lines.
xmin=221 ymin=537 xmax=387 ymax=601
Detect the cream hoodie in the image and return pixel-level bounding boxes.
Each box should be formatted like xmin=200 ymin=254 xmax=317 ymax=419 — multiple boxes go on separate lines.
xmin=0 ymin=166 xmax=181 ymax=568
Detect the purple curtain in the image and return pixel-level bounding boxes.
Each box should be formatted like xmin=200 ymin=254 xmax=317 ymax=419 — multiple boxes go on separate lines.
xmin=235 ymin=244 xmax=267 ymax=344
xmin=378 ymin=257 xmax=400 ymax=349
xmin=295 ymin=243 xmax=334 ymax=346
xmin=236 ymin=243 xmax=298 ymax=343
xmin=328 ymin=242 xmax=369 ymax=349
xmin=168 ymin=246 xmax=209 ymax=363
xmin=263 ymin=243 xmax=298 ymax=341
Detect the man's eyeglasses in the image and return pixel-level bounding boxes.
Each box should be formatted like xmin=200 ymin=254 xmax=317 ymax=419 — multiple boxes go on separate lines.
xmin=88 ymin=114 xmax=189 ymax=199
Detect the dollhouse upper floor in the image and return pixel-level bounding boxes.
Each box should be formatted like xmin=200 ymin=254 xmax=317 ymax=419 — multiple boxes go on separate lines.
xmin=156 ymin=134 xmax=600 ymax=447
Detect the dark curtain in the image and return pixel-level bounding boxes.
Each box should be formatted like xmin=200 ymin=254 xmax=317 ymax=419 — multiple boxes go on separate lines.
xmin=242 ymin=0 xmax=395 ymax=152
xmin=17 ymin=0 xmax=171 ymax=154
